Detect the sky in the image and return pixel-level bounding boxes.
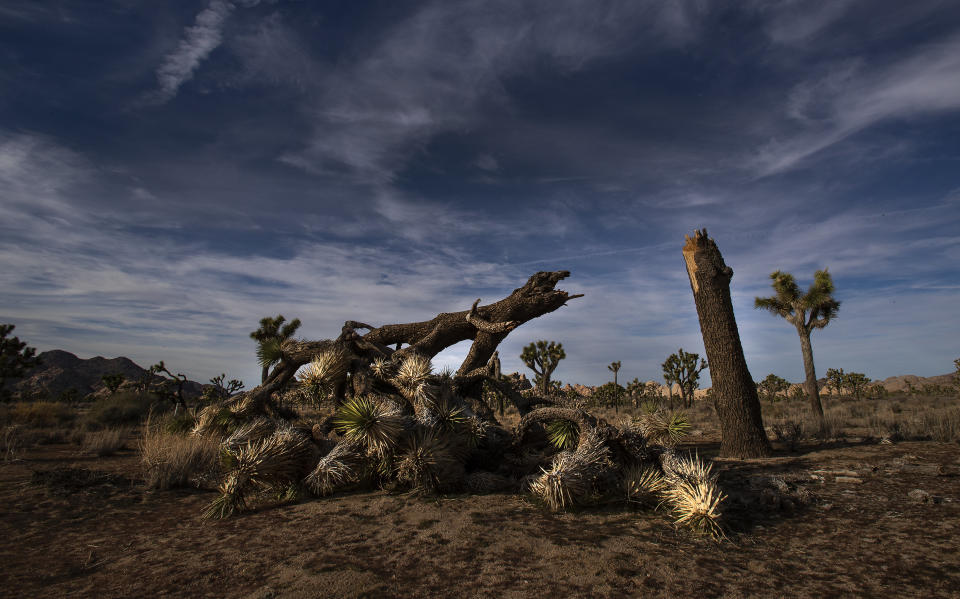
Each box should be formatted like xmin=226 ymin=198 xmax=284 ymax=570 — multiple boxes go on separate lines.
xmin=1 ymin=0 xmax=959 ymax=390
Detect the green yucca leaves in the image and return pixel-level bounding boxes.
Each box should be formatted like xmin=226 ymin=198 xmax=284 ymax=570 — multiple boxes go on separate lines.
xmin=546 ymin=419 xmax=579 ymax=450
xmin=333 ymin=396 xmax=404 ymax=456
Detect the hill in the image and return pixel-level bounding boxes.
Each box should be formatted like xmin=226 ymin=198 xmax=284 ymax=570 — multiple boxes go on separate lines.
xmin=4 ymin=349 xmax=206 ymax=401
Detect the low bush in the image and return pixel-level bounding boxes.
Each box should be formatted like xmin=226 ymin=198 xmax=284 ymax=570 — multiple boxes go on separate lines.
xmin=4 ymin=401 xmax=76 ymax=428
xmin=83 ymin=391 xmax=166 ymax=430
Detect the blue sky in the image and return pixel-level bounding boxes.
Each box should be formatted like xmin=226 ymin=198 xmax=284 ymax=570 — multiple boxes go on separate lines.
xmin=1 ymin=0 xmax=958 ymax=389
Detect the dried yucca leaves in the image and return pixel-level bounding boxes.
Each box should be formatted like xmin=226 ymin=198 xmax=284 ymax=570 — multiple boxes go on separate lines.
xmin=529 ymin=431 xmax=608 ymax=511
xmin=305 ymin=441 xmax=363 ymax=496
xmin=394 ymin=427 xmax=462 ymax=493
xmin=203 ymin=427 xmax=314 ymax=519
xmin=297 ymin=349 xmax=350 ymax=405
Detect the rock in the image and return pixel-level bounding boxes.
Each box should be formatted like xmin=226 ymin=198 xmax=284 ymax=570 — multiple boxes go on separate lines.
xmin=908 ymin=489 xmax=931 ymax=503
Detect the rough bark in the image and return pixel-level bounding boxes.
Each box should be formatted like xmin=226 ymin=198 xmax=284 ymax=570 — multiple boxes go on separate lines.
xmin=797 ymin=329 xmax=826 ymax=426
xmin=235 ymin=271 xmax=582 ymax=415
xmin=682 ymin=229 xmax=772 ymax=458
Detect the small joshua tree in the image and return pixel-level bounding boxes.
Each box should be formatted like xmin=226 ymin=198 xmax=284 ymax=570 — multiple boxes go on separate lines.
xmin=250 ymin=314 xmax=302 ymax=383
xmin=755 ymin=269 xmax=840 ymax=429
xmin=756 ymin=374 xmax=791 ymax=403
xmin=520 ymin=340 xmax=566 ymax=396
xmin=662 ymin=349 xmax=708 ymax=409
xmin=202 ymin=373 xmax=245 ymax=403
xmin=607 ymin=361 xmax=621 ymax=386
xmin=824 ymin=367 xmax=845 ymax=396
xmin=0 ymin=324 xmax=42 ymax=402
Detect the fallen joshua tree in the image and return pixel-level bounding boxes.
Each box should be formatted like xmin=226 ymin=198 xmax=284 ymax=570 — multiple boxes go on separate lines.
xmin=190 ymin=271 xmax=726 ymax=537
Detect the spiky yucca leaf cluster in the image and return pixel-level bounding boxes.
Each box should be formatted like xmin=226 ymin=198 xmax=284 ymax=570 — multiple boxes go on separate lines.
xmin=394 ymin=428 xmax=461 ymax=493
xmin=658 ymin=451 xmax=725 ymax=538
xmin=636 ymin=410 xmax=690 ymax=447
xmin=221 ymin=417 xmax=276 ymax=452
xmin=369 ymin=357 xmax=395 ymax=380
xmin=204 ymin=427 xmax=314 ymax=519
xmin=623 ymin=464 xmax=667 ymax=505
xmin=416 ymin=395 xmax=467 ymax=436
xmin=333 ymin=396 xmax=404 ymax=456
xmin=305 ymin=442 xmax=363 ymax=496
xmin=297 ymin=349 xmax=349 ymax=405
xmin=393 ymin=354 xmax=433 ymax=401
xmin=529 ymin=432 xmax=609 ymax=511
xmin=662 ymin=478 xmax=726 ymax=538
xmin=546 ymin=419 xmax=579 ymax=450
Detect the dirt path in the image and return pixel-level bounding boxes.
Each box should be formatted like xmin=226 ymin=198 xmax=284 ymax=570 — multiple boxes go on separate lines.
xmin=1 ymin=440 xmax=958 ymax=598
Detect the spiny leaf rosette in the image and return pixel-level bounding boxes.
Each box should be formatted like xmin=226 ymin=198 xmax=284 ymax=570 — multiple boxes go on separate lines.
xmin=190 ymin=270 xmax=727 ymax=537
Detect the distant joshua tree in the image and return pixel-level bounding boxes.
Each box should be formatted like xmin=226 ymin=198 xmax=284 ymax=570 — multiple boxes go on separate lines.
xmin=662 ymin=349 xmax=708 ymax=409
xmin=756 ymin=373 xmax=791 ymax=403
xmin=607 ymin=361 xmax=621 ymax=386
xmin=824 ymin=367 xmax=845 ymax=396
xmin=250 ymin=315 xmax=302 ymax=383
xmin=520 ymin=340 xmax=565 ymax=396
xmin=843 ymin=372 xmax=871 ymax=401
xmin=755 ymin=269 xmax=840 ymax=429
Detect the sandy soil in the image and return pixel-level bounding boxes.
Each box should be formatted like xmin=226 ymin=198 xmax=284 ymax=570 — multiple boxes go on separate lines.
xmin=1 ymin=436 xmax=958 ymax=599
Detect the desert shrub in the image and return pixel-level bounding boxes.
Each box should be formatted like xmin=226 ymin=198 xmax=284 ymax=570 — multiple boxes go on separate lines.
xmin=139 ymin=424 xmax=221 ymax=490
xmin=82 ymin=428 xmax=127 ymax=456
xmin=84 ymin=391 xmax=165 ymax=430
xmin=8 ymin=401 xmax=75 ymax=428
xmin=923 ymin=408 xmax=960 ymax=442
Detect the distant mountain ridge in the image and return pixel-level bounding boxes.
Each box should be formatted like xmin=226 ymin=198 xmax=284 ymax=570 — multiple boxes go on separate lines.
xmin=5 ymin=349 xmax=206 ymax=401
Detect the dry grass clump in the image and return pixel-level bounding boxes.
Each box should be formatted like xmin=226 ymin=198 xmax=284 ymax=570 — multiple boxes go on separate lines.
xmin=140 ymin=424 xmax=221 ymax=490
xmin=8 ymin=401 xmax=75 ymax=428
xmin=529 ymin=432 xmax=609 ymax=511
xmin=82 ymin=428 xmax=127 ymax=456
xmin=2 ymin=425 xmax=23 ymax=462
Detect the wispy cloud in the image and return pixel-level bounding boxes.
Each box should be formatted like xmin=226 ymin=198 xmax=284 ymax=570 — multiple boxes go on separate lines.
xmin=281 ymin=0 xmax=705 ymax=181
xmin=752 ymin=35 xmax=960 ymax=175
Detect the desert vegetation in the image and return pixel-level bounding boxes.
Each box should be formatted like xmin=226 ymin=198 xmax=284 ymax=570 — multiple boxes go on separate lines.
xmin=1 ymin=240 xmax=958 ymax=598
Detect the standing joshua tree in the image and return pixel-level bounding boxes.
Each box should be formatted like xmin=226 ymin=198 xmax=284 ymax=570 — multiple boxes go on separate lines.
xmin=607 ymin=361 xmax=621 ymax=386
xmin=682 ymin=229 xmax=772 ymax=458
xmin=755 ymin=269 xmax=840 ymax=429
xmin=250 ymin=315 xmax=302 ymax=383
xmin=520 ymin=340 xmax=566 ymax=396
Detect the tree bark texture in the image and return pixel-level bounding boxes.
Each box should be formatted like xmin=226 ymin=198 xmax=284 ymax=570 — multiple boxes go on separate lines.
xmin=682 ymin=229 xmax=772 ymax=458
xmin=797 ymin=329 xmax=826 ymax=425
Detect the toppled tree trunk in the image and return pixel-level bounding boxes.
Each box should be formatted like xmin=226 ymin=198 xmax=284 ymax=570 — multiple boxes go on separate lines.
xmin=237 ymin=271 xmax=582 ymax=416
xmin=682 ymin=229 xmax=772 ymax=458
